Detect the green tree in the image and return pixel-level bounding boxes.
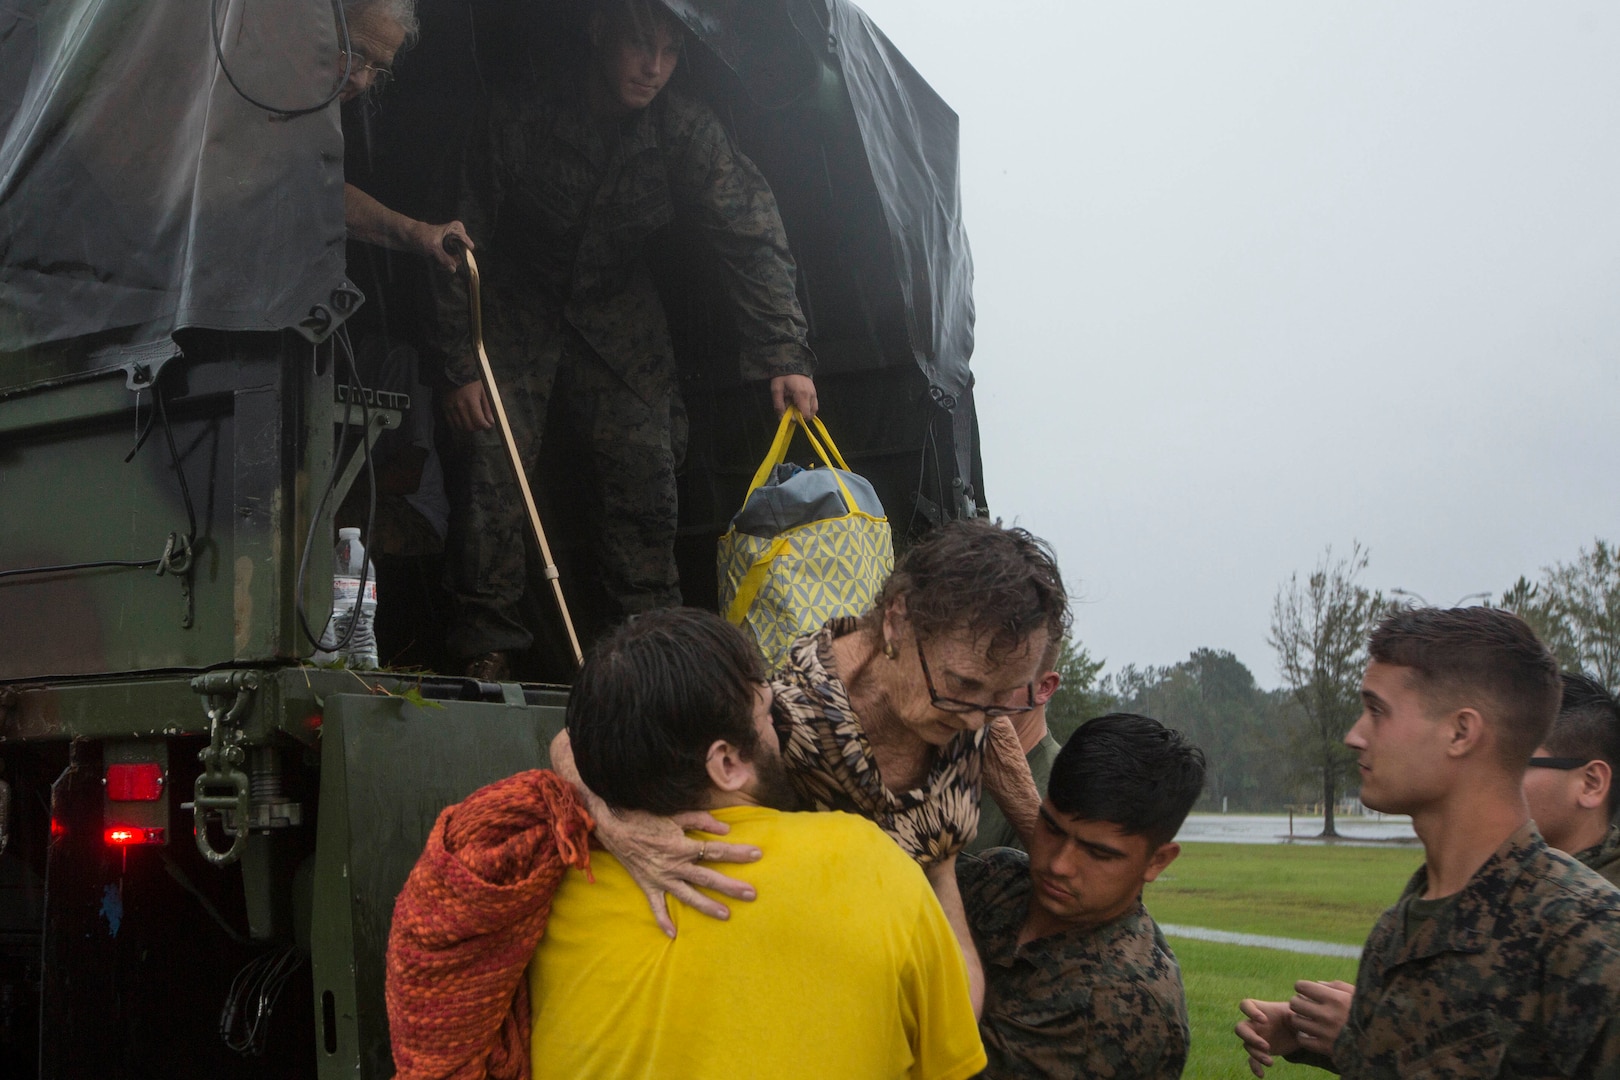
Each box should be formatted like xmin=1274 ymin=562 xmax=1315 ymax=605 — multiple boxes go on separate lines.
xmin=1044 ymin=639 xmax=1114 ymax=746
xmin=1268 ymin=543 xmax=1389 ymax=837
xmin=1106 ymin=649 xmax=1297 ymax=811
xmin=1500 ymin=540 xmax=1620 ymax=692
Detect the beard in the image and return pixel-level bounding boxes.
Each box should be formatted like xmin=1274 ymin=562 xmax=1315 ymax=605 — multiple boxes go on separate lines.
xmin=748 ymin=749 xmax=806 ymax=812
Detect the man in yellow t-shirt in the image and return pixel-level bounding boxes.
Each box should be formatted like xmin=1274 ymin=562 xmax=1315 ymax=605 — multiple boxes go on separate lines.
xmin=529 ymin=607 xmax=986 ymax=1080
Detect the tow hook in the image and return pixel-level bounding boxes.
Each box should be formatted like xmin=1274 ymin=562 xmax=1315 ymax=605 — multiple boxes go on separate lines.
xmin=187 ymin=671 xmax=258 ymax=867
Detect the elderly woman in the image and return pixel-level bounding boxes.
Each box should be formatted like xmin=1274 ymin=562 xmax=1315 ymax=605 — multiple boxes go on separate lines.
xmin=551 ymin=518 xmax=1068 ymax=987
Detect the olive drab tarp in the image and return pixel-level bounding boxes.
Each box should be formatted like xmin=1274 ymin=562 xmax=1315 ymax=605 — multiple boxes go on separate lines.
xmin=668 ymin=0 xmax=975 ymax=400
xmin=0 ymin=0 xmax=352 ymax=358
xmin=0 ymin=0 xmax=974 ymax=402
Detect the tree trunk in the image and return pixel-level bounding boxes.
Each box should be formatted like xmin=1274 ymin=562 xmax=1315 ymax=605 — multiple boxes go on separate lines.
xmin=1321 ymin=767 xmax=1338 ymax=838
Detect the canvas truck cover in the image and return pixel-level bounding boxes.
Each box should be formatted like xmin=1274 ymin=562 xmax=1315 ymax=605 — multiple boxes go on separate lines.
xmin=0 ymin=0 xmax=352 ymax=369
xmin=0 ymin=0 xmax=973 ymax=400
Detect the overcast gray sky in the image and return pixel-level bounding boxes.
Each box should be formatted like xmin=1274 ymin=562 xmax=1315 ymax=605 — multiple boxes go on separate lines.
xmin=854 ymin=0 xmax=1620 ymax=686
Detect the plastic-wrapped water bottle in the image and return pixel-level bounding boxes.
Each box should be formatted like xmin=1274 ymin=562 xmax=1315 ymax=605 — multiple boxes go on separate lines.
xmin=313 ymin=527 xmax=379 ymax=669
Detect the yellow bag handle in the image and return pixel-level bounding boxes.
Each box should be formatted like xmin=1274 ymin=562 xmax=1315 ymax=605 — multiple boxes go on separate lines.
xmin=743 ymin=407 xmax=858 ymax=510
xmin=724 ymin=535 xmax=793 ymax=625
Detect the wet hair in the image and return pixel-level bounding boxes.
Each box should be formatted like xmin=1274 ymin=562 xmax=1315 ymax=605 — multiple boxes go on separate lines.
xmin=865 ymin=519 xmax=1071 ymax=663
xmin=1368 ymin=606 xmax=1561 ymax=772
xmin=1544 ymin=672 xmax=1620 ymax=817
xmin=1048 ymin=714 xmax=1206 ymax=847
xmin=567 ymin=607 xmax=766 ymax=816
xmin=345 ymin=0 xmax=419 ymax=45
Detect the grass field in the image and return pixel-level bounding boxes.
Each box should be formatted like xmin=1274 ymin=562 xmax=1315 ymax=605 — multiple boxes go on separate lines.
xmin=1141 ymin=842 xmax=1422 ymax=1078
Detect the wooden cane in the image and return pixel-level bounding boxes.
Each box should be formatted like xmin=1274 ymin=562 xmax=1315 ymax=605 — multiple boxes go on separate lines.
xmin=446 ymin=237 xmax=584 ymax=667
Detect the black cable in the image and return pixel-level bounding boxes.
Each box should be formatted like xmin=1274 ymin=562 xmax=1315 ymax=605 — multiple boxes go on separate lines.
xmin=0 ymin=558 xmax=160 ymax=580
xmin=293 ymin=328 xmax=379 ymax=656
xmin=155 ymin=379 xmax=199 ymax=547
xmin=0 ymin=370 xmax=196 ymax=581
xmin=210 ymin=0 xmax=351 ymax=119
xmin=124 ymin=390 xmax=155 ymax=463
xmin=294 ymin=341 xmax=354 ymax=651
xmin=338 ymin=327 xmax=380 ymax=653
xmin=221 ymin=946 xmax=305 ymax=1056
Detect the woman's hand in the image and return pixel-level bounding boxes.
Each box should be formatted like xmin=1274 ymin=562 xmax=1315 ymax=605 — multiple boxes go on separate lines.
xmin=549 ymin=729 xmax=761 ymax=937
xmin=591 ymin=808 xmax=763 ymax=937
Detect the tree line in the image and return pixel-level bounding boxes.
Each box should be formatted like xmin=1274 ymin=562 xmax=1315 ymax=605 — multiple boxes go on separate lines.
xmin=1048 ymin=538 xmax=1620 ymax=828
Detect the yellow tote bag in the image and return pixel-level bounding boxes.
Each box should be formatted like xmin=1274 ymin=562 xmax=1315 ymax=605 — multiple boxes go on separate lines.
xmin=718 ymin=408 xmax=894 ymax=669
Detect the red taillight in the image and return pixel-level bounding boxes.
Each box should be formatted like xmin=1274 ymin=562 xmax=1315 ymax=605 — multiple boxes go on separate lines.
xmin=50 ymin=818 xmax=67 ymax=843
xmin=104 ymin=826 xmax=165 ymax=846
xmin=106 ymin=763 xmax=165 ymax=801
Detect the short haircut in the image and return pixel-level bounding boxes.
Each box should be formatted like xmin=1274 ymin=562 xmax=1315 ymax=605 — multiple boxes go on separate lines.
xmin=1368 ymin=606 xmax=1561 ymax=771
xmin=1048 ymin=714 xmax=1206 ymax=847
xmin=567 ymin=607 xmax=765 ymax=816
xmin=1545 ymin=672 xmax=1620 ymax=817
xmin=865 ymin=519 xmax=1071 ymax=663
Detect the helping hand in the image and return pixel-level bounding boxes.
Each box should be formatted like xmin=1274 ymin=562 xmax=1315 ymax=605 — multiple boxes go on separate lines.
xmin=591 ymin=807 xmax=763 ymax=938
xmin=770 ymin=374 xmax=818 ymax=420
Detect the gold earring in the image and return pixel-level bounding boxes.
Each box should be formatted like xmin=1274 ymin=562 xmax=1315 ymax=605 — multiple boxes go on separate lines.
xmin=883 ymin=639 xmax=898 ymax=660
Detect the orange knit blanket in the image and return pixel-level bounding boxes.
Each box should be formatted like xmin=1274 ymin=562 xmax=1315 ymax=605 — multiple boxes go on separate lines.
xmin=385 ymin=769 xmax=594 ymax=1080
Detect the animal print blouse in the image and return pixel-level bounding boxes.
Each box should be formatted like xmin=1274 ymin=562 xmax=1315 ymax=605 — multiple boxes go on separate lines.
xmin=770 ymin=618 xmax=986 ymax=867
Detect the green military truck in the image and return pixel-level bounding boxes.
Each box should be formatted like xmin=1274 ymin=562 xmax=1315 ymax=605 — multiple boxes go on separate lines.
xmin=0 ymin=0 xmax=982 ymax=1075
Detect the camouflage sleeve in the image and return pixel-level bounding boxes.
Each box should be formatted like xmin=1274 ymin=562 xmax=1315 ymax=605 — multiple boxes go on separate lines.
xmin=955 ymin=852 xmax=992 ymax=913
xmin=424 ymin=100 xmax=502 ymax=387
xmin=660 ymin=93 xmax=815 ymax=384
xmin=1543 ymin=907 xmax=1620 ymax=1076
xmin=980 ymin=984 xmax=1185 ymax=1079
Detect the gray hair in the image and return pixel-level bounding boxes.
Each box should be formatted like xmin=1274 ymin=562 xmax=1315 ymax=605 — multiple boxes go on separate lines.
xmin=345 ymin=0 xmax=420 ymax=45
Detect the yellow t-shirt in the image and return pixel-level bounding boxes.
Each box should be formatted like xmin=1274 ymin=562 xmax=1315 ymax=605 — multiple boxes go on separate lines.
xmin=529 ymin=805 xmax=986 ymax=1080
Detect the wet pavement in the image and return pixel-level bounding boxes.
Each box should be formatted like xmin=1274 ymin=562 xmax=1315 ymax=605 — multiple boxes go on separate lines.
xmin=1160 ymin=924 xmax=1362 ymax=958
xmin=1175 ymin=813 xmax=1418 ymax=846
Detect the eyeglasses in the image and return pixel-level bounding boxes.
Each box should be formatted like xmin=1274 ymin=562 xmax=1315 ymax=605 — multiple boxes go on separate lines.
xmin=341 ymin=50 xmax=393 ymax=90
xmin=915 ymin=641 xmax=1035 ymax=718
xmin=1528 ymin=756 xmax=1592 ymax=770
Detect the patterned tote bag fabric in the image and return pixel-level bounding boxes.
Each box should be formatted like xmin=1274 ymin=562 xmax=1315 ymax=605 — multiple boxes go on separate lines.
xmin=718 ymin=408 xmax=894 ymax=668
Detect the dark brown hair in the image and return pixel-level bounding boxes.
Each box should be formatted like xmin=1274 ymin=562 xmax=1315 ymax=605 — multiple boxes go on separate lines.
xmin=1545 ymin=672 xmax=1620 ymax=817
xmin=1050 ymin=714 xmax=1207 ymax=847
xmin=866 ymin=518 xmax=1071 ymax=662
xmin=1368 ymin=606 xmax=1560 ymax=771
xmin=567 ymin=607 xmax=765 ymax=816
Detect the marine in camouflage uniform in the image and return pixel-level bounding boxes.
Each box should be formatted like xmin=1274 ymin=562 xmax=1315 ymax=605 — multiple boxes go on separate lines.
xmin=1292 ymin=824 xmax=1620 ymax=1079
xmin=431 ymin=58 xmax=814 ymax=662
xmin=957 ymin=847 xmax=1189 ymax=1079
xmin=1575 ymin=823 xmax=1620 ymax=888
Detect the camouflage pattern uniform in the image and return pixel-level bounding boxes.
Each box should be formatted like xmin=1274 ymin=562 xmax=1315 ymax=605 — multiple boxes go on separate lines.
xmin=431 ymin=69 xmax=814 ymax=658
xmin=1575 ymin=823 xmax=1620 ymax=888
xmin=1319 ymin=824 xmax=1620 ymax=1078
xmin=957 ymin=848 xmax=1189 ymax=1079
